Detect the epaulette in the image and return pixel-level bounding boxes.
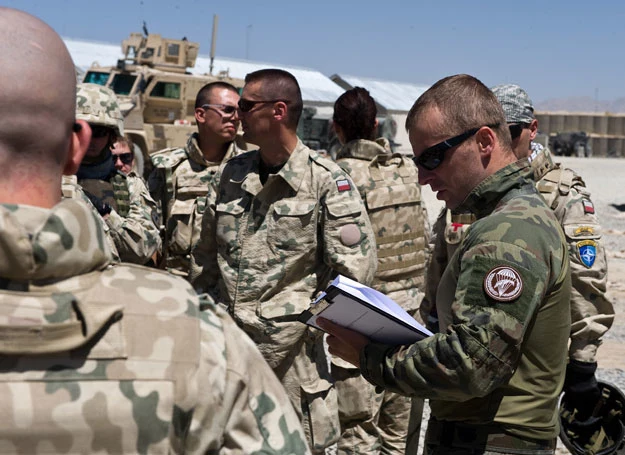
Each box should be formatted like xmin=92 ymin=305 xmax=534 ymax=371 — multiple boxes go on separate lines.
xmin=151 ymin=147 xmax=187 ymax=169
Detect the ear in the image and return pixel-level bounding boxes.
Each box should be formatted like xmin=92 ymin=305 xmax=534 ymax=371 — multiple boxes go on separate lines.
xmin=273 ymin=101 xmax=288 ymax=122
xmin=529 ymin=119 xmax=538 ymax=141
xmin=333 ymin=123 xmax=346 ymax=145
xmin=63 ymin=120 xmax=90 ymax=175
xmin=195 ymin=106 xmax=207 ymax=125
xmin=475 ymin=125 xmax=496 ymax=160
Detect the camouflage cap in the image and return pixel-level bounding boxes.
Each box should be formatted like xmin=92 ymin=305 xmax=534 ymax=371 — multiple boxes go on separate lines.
xmin=491 ymin=84 xmax=534 ymax=124
xmin=76 ymin=83 xmax=124 ymax=136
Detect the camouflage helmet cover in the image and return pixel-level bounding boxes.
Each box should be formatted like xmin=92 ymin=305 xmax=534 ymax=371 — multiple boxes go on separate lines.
xmin=76 ymin=83 xmax=124 ymax=136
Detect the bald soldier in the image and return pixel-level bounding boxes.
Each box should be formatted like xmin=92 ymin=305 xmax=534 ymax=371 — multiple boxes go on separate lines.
xmin=0 ymin=8 xmax=310 ymax=454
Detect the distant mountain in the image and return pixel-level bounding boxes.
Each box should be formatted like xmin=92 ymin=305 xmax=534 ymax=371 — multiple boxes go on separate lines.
xmin=536 ymin=97 xmax=625 ymax=113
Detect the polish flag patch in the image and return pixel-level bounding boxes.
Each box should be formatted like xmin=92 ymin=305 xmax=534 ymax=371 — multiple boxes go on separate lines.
xmin=336 ymin=179 xmax=351 ymax=192
xmin=582 ymin=199 xmax=595 ymax=214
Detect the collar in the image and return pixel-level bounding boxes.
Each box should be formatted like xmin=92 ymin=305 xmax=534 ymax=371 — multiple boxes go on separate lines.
xmin=336 ymin=138 xmax=390 ymax=161
xmin=457 ymin=159 xmax=534 ymax=219
xmin=186 ymin=133 xmax=237 ymax=167
xmin=0 ymin=200 xmax=112 ymax=282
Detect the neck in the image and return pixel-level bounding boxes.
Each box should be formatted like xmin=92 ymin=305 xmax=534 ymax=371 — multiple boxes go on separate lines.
xmin=197 ymin=133 xmax=230 ymax=163
xmin=0 ymin=174 xmax=61 ymax=208
xmin=258 ymin=130 xmax=299 ymax=167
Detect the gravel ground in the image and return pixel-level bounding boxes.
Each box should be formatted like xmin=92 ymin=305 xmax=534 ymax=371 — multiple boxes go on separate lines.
xmin=417 ymin=156 xmax=625 ymax=454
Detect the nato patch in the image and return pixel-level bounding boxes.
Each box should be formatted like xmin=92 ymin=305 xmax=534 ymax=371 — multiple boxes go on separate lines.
xmin=484 ymin=266 xmax=523 ymax=302
xmin=577 ymin=240 xmax=597 ymax=268
xmin=336 ymin=179 xmax=351 ymax=192
xmin=582 ymin=199 xmax=595 ymax=214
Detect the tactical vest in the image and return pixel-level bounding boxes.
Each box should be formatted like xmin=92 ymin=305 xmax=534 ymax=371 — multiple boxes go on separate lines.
xmin=358 ymin=154 xmax=427 ymax=285
xmin=78 ymin=172 xmax=131 ymax=217
xmin=535 ymin=166 xmax=579 ymax=211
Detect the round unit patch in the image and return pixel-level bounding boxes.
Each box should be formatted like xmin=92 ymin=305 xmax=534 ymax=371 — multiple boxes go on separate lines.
xmin=484 ymin=266 xmax=523 ymax=302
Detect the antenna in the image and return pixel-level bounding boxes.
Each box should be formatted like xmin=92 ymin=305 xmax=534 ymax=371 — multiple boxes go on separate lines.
xmin=142 ymin=20 xmax=148 ymax=37
xmin=209 ymin=14 xmax=218 ymax=75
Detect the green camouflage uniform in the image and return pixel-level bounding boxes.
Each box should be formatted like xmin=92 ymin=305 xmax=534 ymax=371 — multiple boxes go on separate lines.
xmin=149 ymin=133 xmax=240 ymax=277
xmin=422 ymin=146 xmax=613 ymax=365
xmin=334 ymin=137 xmax=429 ymax=455
xmin=0 ymin=198 xmax=311 ymax=454
xmin=191 ymin=139 xmax=378 ymax=453
xmin=361 ymin=160 xmax=571 ymax=453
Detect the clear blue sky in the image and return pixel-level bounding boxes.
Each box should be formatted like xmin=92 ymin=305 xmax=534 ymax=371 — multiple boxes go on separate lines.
xmin=5 ymin=0 xmax=623 ymax=103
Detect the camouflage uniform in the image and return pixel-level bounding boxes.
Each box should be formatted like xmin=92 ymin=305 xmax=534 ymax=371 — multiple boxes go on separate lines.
xmin=360 ymin=160 xmax=571 ymax=453
xmin=191 ymin=139 xmax=378 ymax=453
xmin=76 ymin=83 xmax=161 ymax=265
xmin=334 ymin=137 xmax=429 ymax=455
xmin=148 ymin=133 xmax=240 ymax=277
xmin=0 ymin=198 xmax=311 ymax=454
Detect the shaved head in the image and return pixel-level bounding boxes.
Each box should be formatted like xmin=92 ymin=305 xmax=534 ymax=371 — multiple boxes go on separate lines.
xmin=0 ymin=8 xmax=77 ymax=169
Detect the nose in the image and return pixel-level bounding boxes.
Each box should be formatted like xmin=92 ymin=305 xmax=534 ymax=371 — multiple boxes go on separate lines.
xmin=417 ymin=167 xmax=434 ymax=187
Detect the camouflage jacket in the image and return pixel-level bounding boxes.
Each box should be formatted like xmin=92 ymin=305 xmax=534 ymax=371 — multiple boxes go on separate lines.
xmin=361 ymin=160 xmax=571 ymax=441
xmin=61 ymin=174 xmax=121 ymax=262
xmin=78 ymin=171 xmax=161 ymax=265
xmin=423 ymin=146 xmax=613 ymax=364
xmin=336 ymin=138 xmax=429 ymax=316
xmin=0 ymin=200 xmax=311 ymax=454
xmin=149 ymin=133 xmax=240 ymax=276
xmin=191 ymin=139 xmax=377 ymax=366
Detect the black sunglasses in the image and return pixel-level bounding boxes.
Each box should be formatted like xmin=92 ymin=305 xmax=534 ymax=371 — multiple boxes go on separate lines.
xmin=237 ymin=98 xmax=288 ymax=113
xmin=414 ymin=125 xmax=498 ymax=171
xmin=113 ymin=152 xmax=134 ymax=165
xmin=89 ymin=124 xmax=112 ymax=138
xmin=509 ymin=123 xmax=530 ymax=140
xmin=201 ymin=104 xmax=237 ymax=115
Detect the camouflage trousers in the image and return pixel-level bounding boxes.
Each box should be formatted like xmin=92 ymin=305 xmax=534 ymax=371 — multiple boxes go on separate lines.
xmin=424 ymin=418 xmax=556 ymax=455
xmin=332 ymin=359 xmax=417 ymax=455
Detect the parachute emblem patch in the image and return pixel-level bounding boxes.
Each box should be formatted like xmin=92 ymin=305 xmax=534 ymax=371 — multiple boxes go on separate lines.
xmin=577 ymin=240 xmax=597 ymax=268
xmin=484 ymin=266 xmax=523 ymax=302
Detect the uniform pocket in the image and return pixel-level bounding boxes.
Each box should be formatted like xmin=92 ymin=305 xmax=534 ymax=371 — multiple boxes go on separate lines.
xmin=300 ymin=377 xmax=340 ymax=451
xmin=268 ymin=199 xmax=317 ymax=251
xmin=168 ymin=199 xmax=197 ymax=255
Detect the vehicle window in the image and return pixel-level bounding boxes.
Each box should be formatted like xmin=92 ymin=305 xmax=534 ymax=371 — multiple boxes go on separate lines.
xmin=150 ymin=82 xmax=181 ymax=99
xmin=84 ymin=71 xmax=110 ymax=86
xmin=167 ymin=43 xmax=180 ymax=57
xmin=111 ymin=74 xmax=137 ymax=96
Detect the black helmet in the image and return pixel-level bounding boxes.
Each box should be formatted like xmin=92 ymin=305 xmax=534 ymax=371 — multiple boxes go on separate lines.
xmin=560 ymin=380 xmax=625 ymax=455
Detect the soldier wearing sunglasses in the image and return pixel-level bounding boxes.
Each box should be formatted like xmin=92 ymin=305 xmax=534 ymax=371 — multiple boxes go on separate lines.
xmin=148 ymin=81 xmax=244 ymax=277
xmin=321 ymin=74 xmax=571 ymax=455
xmin=191 ymin=69 xmax=377 ymax=453
xmin=73 ymin=83 xmax=161 ymax=266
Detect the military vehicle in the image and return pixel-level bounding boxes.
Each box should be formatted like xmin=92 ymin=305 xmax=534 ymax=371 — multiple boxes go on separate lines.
xmin=82 ymin=32 xmax=245 ymax=175
xmin=296 ymin=106 xmax=400 ymax=160
xmin=549 ymin=131 xmax=592 ymax=157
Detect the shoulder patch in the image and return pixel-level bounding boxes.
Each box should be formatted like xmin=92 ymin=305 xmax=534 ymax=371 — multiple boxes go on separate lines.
xmin=574 ymin=226 xmax=595 ymax=237
xmin=582 ymin=199 xmax=595 ymax=214
xmin=336 ymin=179 xmax=352 ymax=192
xmin=484 ymin=266 xmax=523 ymax=302
xmin=577 ymin=240 xmax=597 ymax=268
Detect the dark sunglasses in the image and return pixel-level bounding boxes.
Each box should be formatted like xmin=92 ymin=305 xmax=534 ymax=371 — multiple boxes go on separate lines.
xmin=237 ymin=98 xmax=288 ymax=113
xmin=113 ymin=152 xmax=134 ymax=165
xmin=413 ymin=125 xmax=497 ymax=171
xmin=89 ymin=124 xmax=112 ymax=138
xmin=201 ymin=104 xmax=237 ymax=115
xmin=508 ymin=123 xmax=530 ymax=140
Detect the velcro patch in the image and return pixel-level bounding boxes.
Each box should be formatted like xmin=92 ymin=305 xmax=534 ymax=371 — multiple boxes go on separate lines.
xmin=336 ymin=179 xmax=351 ymax=192
xmin=577 ymin=240 xmax=597 ymax=268
xmin=582 ymin=199 xmax=595 ymax=214
xmin=484 ymin=266 xmax=523 ymax=302
xmin=574 ymin=226 xmax=594 ymax=236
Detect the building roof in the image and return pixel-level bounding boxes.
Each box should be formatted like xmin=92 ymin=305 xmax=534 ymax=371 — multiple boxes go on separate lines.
xmin=63 ymin=37 xmax=344 ymax=104
xmin=331 ymin=74 xmax=430 ymax=112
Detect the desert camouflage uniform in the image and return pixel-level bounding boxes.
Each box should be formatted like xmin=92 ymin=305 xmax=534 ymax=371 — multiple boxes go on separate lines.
xmin=422 ymin=146 xmax=613 ymax=365
xmin=61 ymin=174 xmax=121 ymax=262
xmin=191 ymin=139 xmax=377 ymax=453
xmin=0 ymin=198 xmax=311 ymax=454
xmin=334 ymin=137 xmax=429 ymax=455
xmin=149 ymin=133 xmax=240 ymax=277
xmin=78 ymin=170 xmax=161 ymax=265
xmin=361 ymin=160 xmax=571 ymax=453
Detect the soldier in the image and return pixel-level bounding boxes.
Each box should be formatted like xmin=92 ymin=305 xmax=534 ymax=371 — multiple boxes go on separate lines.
xmin=111 ymin=135 xmax=137 ymax=175
xmin=0 ymin=8 xmax=311 ymax=454
xmin=76 ymin=83 xmax=161 ymax=265
xmin=331 ymin=87 xmax=429 ymax=455
xmin=491 ymin=83 xmax=614 ymax=434
xmin=148 ymin=81 xmax=243 ymax=278
xmin=191 ymin=68 xmax=377 ymax=453
xmin=321 ymin=74 xmax=571 ymax=455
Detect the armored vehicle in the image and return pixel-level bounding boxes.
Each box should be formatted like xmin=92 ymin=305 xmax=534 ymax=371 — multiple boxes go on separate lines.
xmin=82 ymin=32 xmax=245 ymax=175
xmin=549 ymin=131 xmax=592 ymax=157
